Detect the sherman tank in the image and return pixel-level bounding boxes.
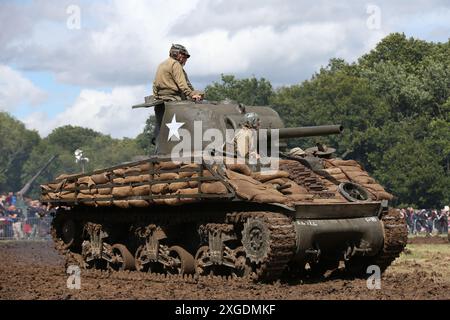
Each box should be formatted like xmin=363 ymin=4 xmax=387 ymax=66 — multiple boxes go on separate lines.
xmin=41 ymin=98 xmax=408 ymax=282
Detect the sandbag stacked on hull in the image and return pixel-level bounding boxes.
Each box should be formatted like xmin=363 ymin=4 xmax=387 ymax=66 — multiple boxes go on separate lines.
xmin=323 ymin=159 xmax=393 ymax=201
xmin=40 ymin=160 xmax=233 ymax=208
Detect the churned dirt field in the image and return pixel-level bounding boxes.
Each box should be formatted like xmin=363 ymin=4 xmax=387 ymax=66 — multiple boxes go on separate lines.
xmin=0 ymin=239 xmax=449 ymax=300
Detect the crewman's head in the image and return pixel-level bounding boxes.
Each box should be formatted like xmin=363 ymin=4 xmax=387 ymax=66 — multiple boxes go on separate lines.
xmin=170 ymin=44 xmax=190 ymax=65
xmin=243 ymin=112 xmax=260 ymax=129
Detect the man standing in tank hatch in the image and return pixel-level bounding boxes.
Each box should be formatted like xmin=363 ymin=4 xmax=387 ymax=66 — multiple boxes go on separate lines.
xmin=153 ymin=44 xmax=203 ymax=102
xmin=152 ymin=44 xmax=204 ymax=143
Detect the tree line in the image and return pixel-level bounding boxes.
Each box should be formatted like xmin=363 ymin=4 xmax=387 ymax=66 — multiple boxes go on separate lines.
xmin=0 ymin=33 xmax=448 ymax=207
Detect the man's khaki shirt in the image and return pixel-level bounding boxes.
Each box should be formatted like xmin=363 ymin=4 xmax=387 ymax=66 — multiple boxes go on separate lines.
xmin=153 ymin=57 xmax=199 ymax=101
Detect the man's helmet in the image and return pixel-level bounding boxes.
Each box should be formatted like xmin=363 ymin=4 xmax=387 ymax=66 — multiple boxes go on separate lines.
xmin=170 ymin=44 xmax=190 ymax=58
xmin=243 ymin=112 xmax=260 ymax=128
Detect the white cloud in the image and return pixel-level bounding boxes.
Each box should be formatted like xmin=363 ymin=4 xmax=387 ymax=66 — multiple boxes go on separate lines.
xmin=23 ymin=85 xmax=151 ymax=138
xmin=0 ymin=65 xmax=47 ymax=111
xmin=1 ymin=0 xmax=448 ymax=89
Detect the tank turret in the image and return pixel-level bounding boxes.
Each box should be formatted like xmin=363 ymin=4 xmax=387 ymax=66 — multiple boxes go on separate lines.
xmin=133 ymin=98 xmax=342 ymax=155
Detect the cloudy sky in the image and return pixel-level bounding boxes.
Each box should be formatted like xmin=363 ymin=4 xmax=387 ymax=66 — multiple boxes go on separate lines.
xmin=0 ymin=0 xmax=449 ymax=138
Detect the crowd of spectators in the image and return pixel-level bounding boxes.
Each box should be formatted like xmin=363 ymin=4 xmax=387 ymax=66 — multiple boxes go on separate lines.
xmin=0 ymin=192 xmax=53 ymax=240
xmin=400 ymin=206 xmax=449 ymax=235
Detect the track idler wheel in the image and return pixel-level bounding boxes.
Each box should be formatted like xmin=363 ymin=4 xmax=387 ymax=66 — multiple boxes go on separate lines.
xmin=60 ymin=219 xmax=77 ymax=249
xmin=108 ymin=244 xmax=136 ymax=271
xmin=166 ymin=246 xmax=195 ymax=275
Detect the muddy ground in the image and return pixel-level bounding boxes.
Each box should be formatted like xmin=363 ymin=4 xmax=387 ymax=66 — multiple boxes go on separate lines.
xmin=0 ymin=239 xmax=449 ymax=300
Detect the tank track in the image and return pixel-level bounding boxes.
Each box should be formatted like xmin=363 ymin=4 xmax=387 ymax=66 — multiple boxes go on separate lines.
xmin=51 ymin=210 xmax=297 ymax=283
xmin=346 ymin=208 xmax=408 ymax=276
xmin=226 ymin=211 xmax=296 ymax=282
xmin=51 ymin=215 xmax=85 ymax=269
xmin=279 ymin=161 xmax=327 ymax=192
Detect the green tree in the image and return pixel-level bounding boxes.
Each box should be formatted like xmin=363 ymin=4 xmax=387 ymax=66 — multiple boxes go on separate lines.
xmin=136 ymin=115 xmax=156 ymax=155
xmin=205 ymin=74 xmax=273 ymax=105
xmin=0 ymin=112 xmax=40 ymax=193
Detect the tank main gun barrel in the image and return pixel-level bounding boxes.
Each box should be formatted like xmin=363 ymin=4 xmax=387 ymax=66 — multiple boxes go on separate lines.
xmin=273 ymin=125 xmax=343 ymax=139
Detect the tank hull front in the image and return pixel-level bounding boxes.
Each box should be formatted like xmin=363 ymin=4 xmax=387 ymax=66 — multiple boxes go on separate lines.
xmin=291 ymin=202 xmax=385 ymax=264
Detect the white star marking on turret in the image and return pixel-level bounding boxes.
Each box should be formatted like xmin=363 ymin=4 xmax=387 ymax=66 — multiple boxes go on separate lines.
xmin=166 ymin=114 xmax=185 ymax=141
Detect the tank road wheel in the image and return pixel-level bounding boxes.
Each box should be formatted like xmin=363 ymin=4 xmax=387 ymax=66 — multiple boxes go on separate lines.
xmin=108 ymin=244 xmax=136 ymax=271
xmin=194 ymin=246 xmax=214 ymax=276
xmin=242 ymin=218 xmax=270 ymax=264
xmin=135 ymin=245 xmax=163 ymax=274
xmin=166 ymin=246 xmax=195 ymax=275
xmin=239 ymin=212 xmax=297 ymax=282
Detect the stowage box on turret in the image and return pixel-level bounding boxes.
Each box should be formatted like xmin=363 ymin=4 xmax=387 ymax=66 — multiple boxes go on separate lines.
xmin=42 ymin=99 xmax=407 ymax=281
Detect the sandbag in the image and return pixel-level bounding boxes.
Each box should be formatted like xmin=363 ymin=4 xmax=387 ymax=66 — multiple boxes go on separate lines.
xmin=113 ymin=168 xmax=126 ymax=177
xmin=226 ymin=163 xmax=252 ymax=176
xmin=113 ymin=200 xmax=129 ymax=208
xmin=77 ymin=176 xmax=95 ymax=188
xmin=113 ymin=177 xmax=126 ymax=184
xmin=331 ymin=174 xmax=348 ymax=181
xmin=133 ymin=185 xmax=150 ymax=196
xmin=48 ymin=192 xmax=59 ymax=200
xmin=77 ymin=193 xmax=94 ymax=200
xmin=324 ymin=168 xmax=343 ymax=175
xmin=280 ymin=182 xmax=308 ymax=195
xmin=55 ymin=173 xmax=78 ymax=181
xmin=352 ymin=176 xmax=376 ymax=185
xmin=97 ymin=188 xmax=112 ymax=195
xmin=253 ymin=193 xmax=288 ymax=204
xmin=153 ymin=199 xmax=167 ymax=205
xmin=125 ymin=166 xmax=142 ymax=175
xmin=141 ymin=174 xmax=151 ymax=182
xmin=63 ymin=182 xmax=76 ymax=190
xmin=151 ymin=183 xmax=169 ymax=194
xmin=94 ymin=194 xmax=112 ymax=206
xmin=188 ymin=180 xmax=199 ymax=188
xmin=48 ymin=181 xmax=64 ymax=191
xmin=79 ymin=188 xmax=96 ymax=195
xmin=156 ymin=161 xmax=181 ymax=170
xmin=157 ymin=173 xmax=179 ymax=180
xmin=328 ymin=159 xmax=361 ymax=167
xmin=112 ymin=186 xmax=133 ymax=197
xmin=137 ymin=162 xmax=152 ymax=171
xmin=179 ymin=171 xmax=195 ymax=178
xmin=339 ymin=165 xmax=363 ymax=172
xmin=252 ymin=170 xmax=290 ymax=182
xmin=60 ymin=191 xmax=76 ymax=200
xmin=96 ymin=200 xmax=112 ymax=207
xmin=365 ymin=184 xmax=385 ymax=193
xmin=91 ymin=173 xmax=110 ymax=184
xmin=375 ymin=191 xmax=394 ymax=201
xmin=129 ymin=200 xmax=150 ymax=207
xmin=177 ymin=188 xmax=200 ymax=203
xmin=169 ymin=182 xmax=189 ymax=192
xmin=200 ymin=182 xmax=228 ymax=194
xmin=265 ymin=178 xmax=287 ymax=186
xmin=227 ymin=170 xmax=286 ymax=201
xmin=124 ymin=175 xmax=143 ymax=184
